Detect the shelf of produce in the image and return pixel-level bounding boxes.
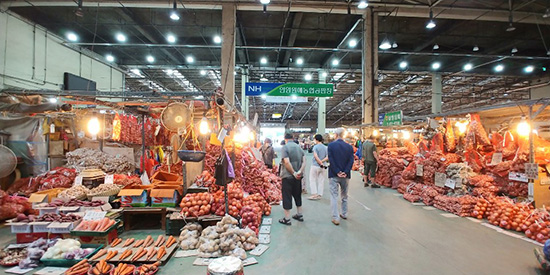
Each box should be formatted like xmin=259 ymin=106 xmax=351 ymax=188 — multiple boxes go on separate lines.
xmin=40 ymin=244 xmax=103 ymax=267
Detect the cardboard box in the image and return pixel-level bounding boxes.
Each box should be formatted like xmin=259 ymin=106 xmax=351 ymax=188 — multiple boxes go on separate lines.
xmin=28 ymin=193 xmax=49 ymax=207
xmin=151 ymin=171 xmax=181 ymax=182
xmin=49 ymin=140 xmax=64 ymax=156
xmin=119 ymin=186 xmax=150 ymax=207
xmin=150 ymin=186 xmax=183 ymax=207
xmin=16 ymin=232 xmax=48 ymax=244
xmin=76 ymin=229 xmax=118 ymax=245
xmin=534 ymin=172 xmax=550 ymax=208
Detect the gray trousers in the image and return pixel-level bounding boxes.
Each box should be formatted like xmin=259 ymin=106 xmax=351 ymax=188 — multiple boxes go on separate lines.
xmin=329 ymin=177 xmax=349 ymax=221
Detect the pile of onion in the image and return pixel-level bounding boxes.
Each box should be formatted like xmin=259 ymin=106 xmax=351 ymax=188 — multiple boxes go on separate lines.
xmin=522 ymin=209 xmax=550 ymax=243
xmin=471 ymin=198 xmax=490 ymax=219
xmin=240 ymin=206 xmax=261 ymax=235
xmin=485 ymin=196 xmax=532 ymax=231
xmin=180 ymin=192 xmax=212 ymax=217
xmin=210 ymin=182 xmax=244 ymax=217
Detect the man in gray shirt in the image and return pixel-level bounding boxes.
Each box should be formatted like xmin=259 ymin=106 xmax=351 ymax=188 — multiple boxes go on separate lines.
xmin=279 ymin=132 xmax=306 ymax=225
xmin=308 ymin=134 xmax=328 ymax=200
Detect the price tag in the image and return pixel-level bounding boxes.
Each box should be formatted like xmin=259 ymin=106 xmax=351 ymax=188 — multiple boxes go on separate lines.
xmin=217 ymin=128 xmax=228 ymax=143
xmin=402 ymin=159 xmax=410 ymax=166
xmin=104 ymin=174 xmax=114 ymax=184
xmin=445 ymin=178 xmax=456 ymax=189
xmin=154 ymin=125 xmax=161 ymax=136
xmin=74 ymin=176 xmax=83 ymax=186
xmin=490 ymin=153 xmax=503 ymax=165
xmin=242 ymin=257 xmax=259 ymax=266
xmin=141 ymin=173 xmax=151 ymax=185
xmin=434 ymin=172 xmax=447 ymax=187
xmin=34 ymin=267 xmax=68 ymax=275
xmin=416 ymin=165 xmax=424 ymax=177
xmin=509 ymin=172 xmax=529 ymax=183
xmin=525 ymin=163 xmax=539 ymax=180
xmin=83 ymin=211 xmax=107 ymax=221
xmin=249 ymin=244 xmax=269 ymax=256
xmin=5 ymin=266 xmax=34 ymax=274
xmin=528 ymin=182 xmax=534 ymax=197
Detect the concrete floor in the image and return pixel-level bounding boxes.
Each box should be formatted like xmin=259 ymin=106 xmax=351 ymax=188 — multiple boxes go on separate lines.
xmin=0 ymin=153 xmax=545 ymax=274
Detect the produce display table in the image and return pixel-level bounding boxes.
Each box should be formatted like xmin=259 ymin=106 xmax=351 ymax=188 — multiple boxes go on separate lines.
xmin=123 ymin=208 xmax=167 ymax=231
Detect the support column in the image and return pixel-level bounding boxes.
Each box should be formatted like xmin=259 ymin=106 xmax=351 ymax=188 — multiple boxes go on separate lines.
xmin=432 ymin=73 xmax=442 ymax=114
xmin=317 ymin=71 xmax=326 ymax=134
xmin=241 ymin=67 xmax=249 ymax=119
xmin=362 ymin=9 xmax=379 ymax=127
xmin=221 ymin=4 xmax=236 ymax=118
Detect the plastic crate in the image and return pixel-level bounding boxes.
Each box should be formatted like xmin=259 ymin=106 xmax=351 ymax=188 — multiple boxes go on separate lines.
xmin=165 ymin=216 xmax=185 ymax=236
xmin=40 ymin=244 xmax=103 ymax=267
xmin=10 ymin=223 xmax=32 ymax=233
xmin=31 ymin=222 xmax=51 ymax=233
xmin=71 ymin=220 xmax=120 ymax=237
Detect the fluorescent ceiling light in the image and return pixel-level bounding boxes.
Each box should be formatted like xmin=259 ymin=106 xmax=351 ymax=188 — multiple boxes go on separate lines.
xmin=399 ymin=61 xmax=408 ymax=69
xmin=186 ymin=56 xmax=194 ymax=63
xmin=146 ymin=55 xmax=155 ymax=63
xmin=296 ymin=58 xmax=304 ymax=65
xmin=115 ymin=33 xmax=126 ymax=42
xmin=463 ymin=63 xmax=473 ymax=71
xmin=170 ymin=11 xmax=180 ymax=21
xmin=213 ymin=35 xmax=222 ymax=44
xmin=348 ymin=39 xmax=357 ymax=48
xmin=167 ymin=34 xmax=176 ymax=43
xmin=105 ymin=55 xmax=115 ymax=62
xmin=358 ymin=1 xmax=368 ymax=9
xmin=260 ymin=57 xmax=267 ymax=64
xmin=66 ymin=32 xmax=78 ymax=42
xmin=494 ymin=64 xmax=504 ymax=72
xmin=131 ymin=69 xmax=141 ymax=75
xmin=304 ymin=74 xmax=312 ymax=81
xmin=331 ymin=59 xmax=339 ymax=66
xmin=431 ymin=62 xmax=441 ymax=70
xmin=379 ymin=38 xmax=391 ymax=50
xmin=524 ymin=65 xmax=534 ymax=73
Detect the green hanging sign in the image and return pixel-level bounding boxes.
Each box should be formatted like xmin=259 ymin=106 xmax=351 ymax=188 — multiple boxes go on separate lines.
xmin=382 ymin=111 xmax=403 ymax=126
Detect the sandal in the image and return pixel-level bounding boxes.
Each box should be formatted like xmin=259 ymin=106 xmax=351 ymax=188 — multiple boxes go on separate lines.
xmin=292 ymin=214 xmax=304 ymax=222
xmin=279 ymin=218 xmax=292 ymax=225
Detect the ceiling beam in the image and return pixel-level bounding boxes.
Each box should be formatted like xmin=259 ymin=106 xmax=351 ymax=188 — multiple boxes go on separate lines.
xmin=282 ymin=13 xmax=304 ymax=67
xmin=6 ymin=1 xmax=549 ymax=24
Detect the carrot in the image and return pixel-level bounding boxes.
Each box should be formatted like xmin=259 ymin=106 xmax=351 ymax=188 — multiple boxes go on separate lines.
xmin=99 ymin=220 xmax=115 ymax=232
xmin=143 ymin=235 xmax=152 ymax=247
xmin=110 ymin=238 xmax=122 ymax=247
xmin=156 ymin=246 xmax=166 ymax=260
xmin=123 ymin=238 xmax=134 ymax=247
xmin=155 ymin=235 xmax=165 ymax=247
xmin=146 ymin=247 xmax=156 ymax=261
xmin=119 ymin=249 xmax=132 ymax=260
xmin=66 ymin=266 xmax=88 ymax=275
xmin=90 ymin=249 xmax=107 ymax=261
xmin=131 ymin=247 xmax=145 ymax=262
xmin=133 ymin=239 xmax=144 ymax=248
xmin=165 ymin=236 xmax=176 ymax=248
xmin=105 ymin=250 xmax=118 ymax=261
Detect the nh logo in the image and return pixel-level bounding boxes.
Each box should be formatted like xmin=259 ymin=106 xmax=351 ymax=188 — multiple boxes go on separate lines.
xmin=248 ymin=85 xmax=261 ymax=92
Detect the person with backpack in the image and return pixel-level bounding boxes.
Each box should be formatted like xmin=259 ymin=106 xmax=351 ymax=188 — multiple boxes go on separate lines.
xmin=260 ymin=138 xmax=275 ymax=169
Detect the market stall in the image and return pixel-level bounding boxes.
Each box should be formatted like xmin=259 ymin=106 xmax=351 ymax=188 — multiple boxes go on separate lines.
xmin=0 ymin=89 xmax=279 ymax=274
xmin=356 ymin=99 xmax=550 ymax=244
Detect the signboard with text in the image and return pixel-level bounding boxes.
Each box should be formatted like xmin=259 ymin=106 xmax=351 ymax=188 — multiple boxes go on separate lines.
xmin=381 ymin=111 xmax=403 ymax=126
xmin=245 ymin=82 xmax=333 ymax=97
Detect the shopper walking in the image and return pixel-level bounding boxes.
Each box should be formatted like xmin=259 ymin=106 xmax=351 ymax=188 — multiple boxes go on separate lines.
xmin=308 ymin=134 xmax=328 ymax=200
xmin=327 ymin=128 xmax=354 ymax=225
xmin=260 ymin=138 xmax=275 ymax=169
xmin=362 ymin=135 xmax=380 ymax=188
xmin=279 ymin=132 xmax=306 ymax=225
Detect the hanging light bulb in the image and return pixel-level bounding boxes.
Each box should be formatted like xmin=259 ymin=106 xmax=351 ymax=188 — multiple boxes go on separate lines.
xmin=455 ymin=120 xmax=469 ymax=134
xmin=402 ymin=131 xmax=411 ymax=140
xmin=372 ymin=129 xmax=379 ymax=137
xmin=426 ymin=10 xmax=436 ymax=29
xmin=473 ymin=45 xmax=479 ymax=52
xmin=87 ymin=117 xmax=100 ymax=139
xmin=170 ymin=1 xmax=180 ymax=21
xmin=199 ymin=117 xmax=210 ymax=135
xmin=433 ymin=44 xmax=440 ymax=50
xmin=517 ymin=117 xmax=531 ymax=138
xmin=511 ymin=47 xmax=518 ymax=54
